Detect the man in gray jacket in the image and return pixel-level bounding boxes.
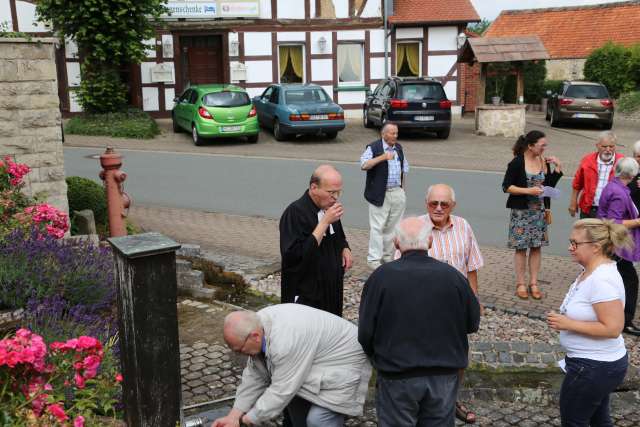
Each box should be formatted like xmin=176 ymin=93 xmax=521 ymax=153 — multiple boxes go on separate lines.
xmin=211 ymin=304 xmax=372 ymax=427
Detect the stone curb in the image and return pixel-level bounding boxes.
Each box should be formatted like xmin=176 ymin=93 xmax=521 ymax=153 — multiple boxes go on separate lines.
xmin=470 ymin=341 xmax=563 ymax=368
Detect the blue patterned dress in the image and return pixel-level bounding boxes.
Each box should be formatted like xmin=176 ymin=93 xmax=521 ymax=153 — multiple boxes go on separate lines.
xmin=507 ymin=171 xmax=549 ymax=249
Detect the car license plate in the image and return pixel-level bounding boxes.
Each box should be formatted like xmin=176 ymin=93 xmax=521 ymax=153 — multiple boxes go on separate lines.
xmin=310 ymin=114 xmax=328 ymax=120
xmin=414 ymin=115 xmax=434 ymax=121
xmin=573 ymin=113 xmax=597 ymax=119
xmin=221 ymin=126 xmax=242 ymax=132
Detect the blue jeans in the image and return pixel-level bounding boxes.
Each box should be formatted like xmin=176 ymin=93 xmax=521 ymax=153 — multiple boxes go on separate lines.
xmin=559 ymin=354 xmax=628 ymax=427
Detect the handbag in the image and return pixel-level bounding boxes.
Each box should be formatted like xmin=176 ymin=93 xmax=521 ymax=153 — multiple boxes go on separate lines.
xmin=544 ymin=209 xmax=553 ymax=225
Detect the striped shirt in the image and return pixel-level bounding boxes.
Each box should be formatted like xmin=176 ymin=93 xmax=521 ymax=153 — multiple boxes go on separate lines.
xmin=594 ymin=156 xmax=615 ymax=206
xmin=360 ymin=140 xmax=410 ymax=189
xmin=420 ymin=214 xmax=484 ymax=277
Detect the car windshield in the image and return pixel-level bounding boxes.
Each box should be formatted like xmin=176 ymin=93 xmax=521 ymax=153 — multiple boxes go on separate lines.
xmin=202 ymin=91 xmax=250 ymax=107
xmin=285 ymin=89 xmax=330 ymax=104
xmin=399 ymin=84 xmax=446 ymax=101
xmin=565 ymin=85 xmax=609 ymax=99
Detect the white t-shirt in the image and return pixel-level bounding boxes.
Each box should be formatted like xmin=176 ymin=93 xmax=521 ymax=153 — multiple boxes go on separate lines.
xmin=559 ymin=262 xmax=627 ymax=361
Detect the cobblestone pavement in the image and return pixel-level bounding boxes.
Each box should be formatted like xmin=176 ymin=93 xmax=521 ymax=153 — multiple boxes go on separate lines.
xmin=131 ymin=204 xmax=640 ymax=322
xmin=65 ymin=113 xmax=640 ymax=177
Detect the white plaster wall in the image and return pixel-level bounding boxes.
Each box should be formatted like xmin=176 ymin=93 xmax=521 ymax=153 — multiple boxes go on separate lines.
xmin=259 ymin=0 xmax=272 ymax=19
xmin=16 ymin=1 xmax=48 ymax=32
xmin=142 ymin=87 xmax=159 ymax=111
xmin=337 ymin=30 xmax=365 ymax=41
xmin=311 ymin=59 xmax=332 ymax=81
xmin=162 ymin=35 xmax=174 ymax=58
xmin=140 ymin=62 xmax=158 ymax=84
xmin=344 ymin=109 xmax=363 ymax=118
xmin=244 ymin=32 xmax=272 ymax=56
xmin=370 ymin=57 xmax=389 ymax=80
xmin=338 ymin=91 xmax=365 ymax=104
xmin=334 ymin=0 xmax=349 ymax=18
xmin=311 ymin=31 xmax=332 ymax=54
xmin=65 ymin=38 xmax=78 ymax=59
xmin=277 ymin=0 xmax=304 ymax=19
xmin=369 ymin=29 xmax=387 ymax=53
xmin=143 ymin=38 xmax=156 ymax=58
xmin=0 ymin=0 xmax=12 ymax=28
xmin=428 ymin=26 xmax=458 ymax=51
xmin=361 ymin=0 xmax=381 ymax=18
xmin=246 ymin=87 xmax=267 ymax=99
xmin=428 ymin=55 xmax=456 ymax=77
xmin=396 ymin=27 xmax=423 ymax=40
xmin=310 ymin=0 xmax=315 ymax=18
xmin=66 ymin=62 xmax=81 ymax=87
xmin=69 ymin=91 xmax=82 ymax=113
xmin=322 ymin=85 xmax=334 ymax=100
xmin=165 ymin=88 xmax=175 ymax=110
xmin=246 ymin=60 xmax=273 ymax=83
xmin=444 ymin=81 xmax=457 ymax=101
xmin=277 ymin=32 xmax=305 ymax=42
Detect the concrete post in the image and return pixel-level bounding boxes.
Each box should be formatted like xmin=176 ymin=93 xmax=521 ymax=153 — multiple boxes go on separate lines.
xmin=100 ymin=147 xmax=131 ymax=237
xmin=108 ymin=232 xmax=182 ymax=426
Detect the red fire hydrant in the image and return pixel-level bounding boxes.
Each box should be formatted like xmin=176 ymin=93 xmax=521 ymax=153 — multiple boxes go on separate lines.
xmin=99 ymin=147 xmax=131 ymax=237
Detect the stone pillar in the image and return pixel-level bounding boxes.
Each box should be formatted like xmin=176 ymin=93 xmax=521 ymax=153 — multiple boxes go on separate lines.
xmin=0 ymin=37 xmax=68 ymax=213
xmin=108 ymin=232 xmax=182 ymax=426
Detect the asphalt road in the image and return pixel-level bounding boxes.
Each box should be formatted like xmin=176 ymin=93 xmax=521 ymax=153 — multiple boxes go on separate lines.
xmin=64 ymin=147 xmax=576 ymax=256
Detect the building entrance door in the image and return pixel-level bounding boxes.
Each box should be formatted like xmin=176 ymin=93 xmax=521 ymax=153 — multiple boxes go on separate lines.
xmin=180 ymin=35 xmax=224 ymax=86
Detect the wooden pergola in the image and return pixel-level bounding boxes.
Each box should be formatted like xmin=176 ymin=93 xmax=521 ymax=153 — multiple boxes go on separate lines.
xmin=459 ymin=36 xmax=550 ymax=106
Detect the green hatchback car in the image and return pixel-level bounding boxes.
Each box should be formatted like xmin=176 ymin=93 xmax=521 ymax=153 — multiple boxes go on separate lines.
xmin=172 ymin=84 xmax=259 ymax=145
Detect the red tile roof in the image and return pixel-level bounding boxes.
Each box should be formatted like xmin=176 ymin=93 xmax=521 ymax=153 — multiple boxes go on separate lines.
xmin=485 ymin=1 xmax=640 ymax=59
xmin=389 ymin=0 xmax=480 ymax=25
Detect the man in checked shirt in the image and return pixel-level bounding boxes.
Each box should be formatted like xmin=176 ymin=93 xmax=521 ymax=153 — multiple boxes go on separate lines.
xmin=360 ymin=123 xmax=409 ymax=270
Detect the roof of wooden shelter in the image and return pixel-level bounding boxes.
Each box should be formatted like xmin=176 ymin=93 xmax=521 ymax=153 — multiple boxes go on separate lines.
xmin=459 ymin=36 xmax=550 ymax=64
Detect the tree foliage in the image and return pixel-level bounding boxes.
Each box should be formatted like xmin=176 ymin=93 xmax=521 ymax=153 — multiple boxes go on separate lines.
xmin=36 ymin=0 xmax=168 ymax=113
xmin=583 ymin=42 xmax=634 ymax=98
xmin=467 ymin=19 xmax=492 ymax=36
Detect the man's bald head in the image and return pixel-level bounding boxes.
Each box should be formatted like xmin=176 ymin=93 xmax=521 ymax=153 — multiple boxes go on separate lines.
xmin=394 ymin=217 xmax=433 ymax=253
xmin=223 ymin=310 xmax=264 ymax=356
xmin=309 ymin=164 xmax=341 ymax=187
xmin=309 ymin=164 xmax=343 ymax=209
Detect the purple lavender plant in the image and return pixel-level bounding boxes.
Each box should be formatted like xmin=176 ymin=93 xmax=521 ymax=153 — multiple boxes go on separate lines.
xmin=0 ymin=227 xmax=115 ymax=310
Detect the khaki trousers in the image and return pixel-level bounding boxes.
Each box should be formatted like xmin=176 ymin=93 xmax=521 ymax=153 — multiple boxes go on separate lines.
xmin=367 ymin=187 xmax=406 ymax=268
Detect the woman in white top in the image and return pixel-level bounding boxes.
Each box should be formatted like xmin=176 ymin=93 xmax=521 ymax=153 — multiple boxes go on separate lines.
xmin=547 ymin=218 xmax=629 ymax=427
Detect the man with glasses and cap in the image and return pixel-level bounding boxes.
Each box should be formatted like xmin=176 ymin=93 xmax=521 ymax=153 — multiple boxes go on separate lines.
xmin=279 ymin=164 xmax=352 ymax=317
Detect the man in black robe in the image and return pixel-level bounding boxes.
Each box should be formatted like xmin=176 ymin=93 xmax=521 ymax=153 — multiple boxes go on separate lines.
xmin=279 ymin=164 xmax=353 ymax=317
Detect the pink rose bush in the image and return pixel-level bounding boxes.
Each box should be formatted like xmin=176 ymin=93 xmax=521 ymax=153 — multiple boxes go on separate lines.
xmin=0 ymin=329 xmax=120 ymax=425
xmin=0 ymin=156 xmax=69 ymax=240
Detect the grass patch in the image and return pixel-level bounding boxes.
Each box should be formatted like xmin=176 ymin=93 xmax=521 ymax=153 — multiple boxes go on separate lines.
xmin=617 ymin=91 xmax=640 ymax=114
xmin=65 ymin=108 xmax=160 ymax=139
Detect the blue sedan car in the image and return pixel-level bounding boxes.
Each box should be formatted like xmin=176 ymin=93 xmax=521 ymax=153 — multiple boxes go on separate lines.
xmin=253 ymin=84 xmax=345 ymax=140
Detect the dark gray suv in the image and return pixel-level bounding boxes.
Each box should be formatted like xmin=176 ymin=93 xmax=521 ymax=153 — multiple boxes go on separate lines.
xmin=363 ymin=77 xmax=452 ymax=139
xmin=546 ymin=81 xmax=614 ymax=129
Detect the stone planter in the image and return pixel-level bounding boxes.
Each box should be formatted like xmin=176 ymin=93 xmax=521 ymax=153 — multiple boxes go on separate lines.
xmin=475 ymin=104 xmax=527 ymax=138
xmin=491 ymin=96 xmax=501 ymax=105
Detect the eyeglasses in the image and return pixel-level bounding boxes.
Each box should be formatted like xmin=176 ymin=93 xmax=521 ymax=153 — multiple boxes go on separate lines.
xmin=568 ymin=239 xmax=597 ymax=249
xmin=321 ymin=188 xmax=342 ymax=198
xmin=233 ymin=333 xmax=251 ymax=353
xmin=428 ymin=200 xmax=451 ymax=209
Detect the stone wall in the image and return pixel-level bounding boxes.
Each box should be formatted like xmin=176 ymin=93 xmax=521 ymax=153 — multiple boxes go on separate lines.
xmin=546 ymin=58 xmax=586 ymax=81
xmin=475 ymin=104 xmax=526 ymax=138
xmin=0 ymin=37 xmax=68 ymax=213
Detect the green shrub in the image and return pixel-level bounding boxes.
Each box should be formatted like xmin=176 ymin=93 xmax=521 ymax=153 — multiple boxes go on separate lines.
xmin=629 ymin=44 xmax=640 ymax=87
xmin=75 ymin=67 xmax=128 ymax=114
xmin=543 ymin=80 xmax=564 ymax=96
xmin=66 ymin=176 xmax=107 ymax=232
xmin=584 ymin=42 xmax=634 ymax=98
xmin=65 ymin=108 xmax=160 ymax=139
xmin=617 ymin=91 xmax=640 ymax=113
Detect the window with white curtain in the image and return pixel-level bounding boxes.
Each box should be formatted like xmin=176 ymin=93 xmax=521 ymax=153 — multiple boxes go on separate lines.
xmin=337 ymin=44 xmax=364 ymax=85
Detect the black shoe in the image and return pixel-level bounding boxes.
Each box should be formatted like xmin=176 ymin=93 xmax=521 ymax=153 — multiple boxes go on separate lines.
xmin=623 ymin=324 xmax=640 ymax=336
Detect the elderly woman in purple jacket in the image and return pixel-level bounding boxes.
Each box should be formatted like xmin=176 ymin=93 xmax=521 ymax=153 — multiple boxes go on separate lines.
xmin=597 ymin=157 xmax=640 ymax=336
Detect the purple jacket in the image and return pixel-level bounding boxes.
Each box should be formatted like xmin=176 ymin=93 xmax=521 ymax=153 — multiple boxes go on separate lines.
xmin=597 ymin=177 xmax=640 ymax=261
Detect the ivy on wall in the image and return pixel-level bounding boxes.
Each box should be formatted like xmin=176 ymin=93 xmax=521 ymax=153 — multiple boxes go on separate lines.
xmin=36 ymin=0 xmax=168 ymax=113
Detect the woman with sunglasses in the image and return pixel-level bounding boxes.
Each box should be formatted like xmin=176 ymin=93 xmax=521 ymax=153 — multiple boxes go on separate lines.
xmin=547 ymin=219 xmax=630 ymax=426
xmin=502 ymin=130 xmax=563 ymax=299
xmin=596 ymin=157 xmax=640 ymax=336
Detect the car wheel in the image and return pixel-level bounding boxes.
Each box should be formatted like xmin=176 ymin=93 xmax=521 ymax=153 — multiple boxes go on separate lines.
xmin=545 ymin=106 xmax=551 ymax=121
xmin=363 ymin=109 xmax=373 ymax=128
xmin=172 ymin=113 xmax=181 ymax=133
xmin=247 ymin=134 xmax=259 ymax=143
xmin=192 ymin=124 xmax=203 ymax=146
xmin=550 ymin=108 xmax=560 ymax=127
xmin=326 ymin=131 xmax=338 ymax=140
xmin=436 ymin=128 xmax=450 ymax=139
xmin=273 ymin=119 xmax=287 ymax=141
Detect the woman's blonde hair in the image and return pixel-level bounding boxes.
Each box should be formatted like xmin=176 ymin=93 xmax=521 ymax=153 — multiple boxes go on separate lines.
xmin=573 ymin=218 xmax=634 ymax=257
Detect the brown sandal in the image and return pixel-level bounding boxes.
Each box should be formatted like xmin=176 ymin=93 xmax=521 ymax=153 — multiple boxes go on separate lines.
xmin=516 ymin=283 xmax=528 ymax=299
xmin=529 ymin=283 xmax=543 ymax=300
xmin=456 ymin=402 xmax=476 ymax=424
